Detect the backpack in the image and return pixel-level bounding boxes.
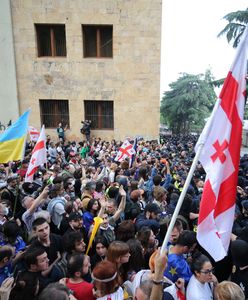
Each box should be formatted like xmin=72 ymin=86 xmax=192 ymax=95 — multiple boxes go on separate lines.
xmin=125 ymin=200 xmax=141 ymax=220
xmin=80 ymin=124 xmax=87 ymax=134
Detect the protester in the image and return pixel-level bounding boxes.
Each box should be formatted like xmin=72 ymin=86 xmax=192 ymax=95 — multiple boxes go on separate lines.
xmin=214 ymin=281 xmax=245 ymax=300
xmin=9 ymin=246 xmax=50 ymax=300
xmin=57 ymin=123 xmax=68 ymax=142
xmin=63 ymin=253 xmax=94 ymax=300
xmin=107 ymin=240 xmax=130 ymax=284
xmin=164 ymin=230 xmax=197 ymax=283
xmin=1 ymin=133 xmax=248 ymax=300
xmin=186 ymin=253 xmax=218 ymax=299
xmin=92 ymin=260 xmax=124 ymax=299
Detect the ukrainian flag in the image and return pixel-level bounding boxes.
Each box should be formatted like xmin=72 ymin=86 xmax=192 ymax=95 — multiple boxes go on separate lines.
xmin=0 ymin=110 xmax=30 ymax=163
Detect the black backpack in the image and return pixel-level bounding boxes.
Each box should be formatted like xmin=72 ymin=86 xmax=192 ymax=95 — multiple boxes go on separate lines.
xmin=125 ymin=199 xmax=141 ymax=220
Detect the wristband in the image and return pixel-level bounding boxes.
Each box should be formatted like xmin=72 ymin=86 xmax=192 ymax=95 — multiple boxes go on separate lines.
xmin=152 ymin=279 xmax=164 ymax=285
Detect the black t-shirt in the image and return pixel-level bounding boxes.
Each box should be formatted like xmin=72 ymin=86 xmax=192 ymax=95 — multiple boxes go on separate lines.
xmin=231 ymin=266 xmax=248 ymax=299
xmin=31 ymin=233 xmax=63 ymax=264
xmin=10 ymin=270 xmax=49 ymax=300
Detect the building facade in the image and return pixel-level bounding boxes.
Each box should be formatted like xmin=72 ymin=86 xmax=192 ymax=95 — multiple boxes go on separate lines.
xmin=0 ymin=0 xmax=162 ymax=141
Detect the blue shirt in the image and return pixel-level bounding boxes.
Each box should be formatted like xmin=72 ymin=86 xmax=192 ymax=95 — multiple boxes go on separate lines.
xmin=0 ymin=262 xmax=12 ymax=286
xmin=164 ymin=253 xmax=192 ymax=283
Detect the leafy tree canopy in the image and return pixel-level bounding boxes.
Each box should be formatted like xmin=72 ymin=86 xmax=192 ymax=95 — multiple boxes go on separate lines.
xmin=161 ymin=70 xmax=216 ymax=134
xmin=218 ymin=8 xmax=248 ymax=117
xmin=218 ymin=8 xmax=248 ymax=48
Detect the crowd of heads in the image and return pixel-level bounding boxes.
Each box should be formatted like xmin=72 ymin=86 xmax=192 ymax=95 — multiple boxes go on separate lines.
xmin=0 ymin=134 xmax=247 ymax=299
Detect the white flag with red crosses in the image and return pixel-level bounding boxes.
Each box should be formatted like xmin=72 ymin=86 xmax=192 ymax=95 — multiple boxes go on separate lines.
xmin=28 ymin=126 xmax=40 ymax=141
xmin=115 ymin=140 xmax=136 ymax=162
xmin=195 ymin=26 xmax=248 ymax=261
xmin=25 ymin=125 xmax=47 ymax=182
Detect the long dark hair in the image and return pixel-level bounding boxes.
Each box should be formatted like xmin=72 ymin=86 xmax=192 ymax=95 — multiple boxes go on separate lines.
xmin=126 ymin=238 xmax=145 ymax=272
xmin=86 ymin=198 xmax=99 ymax=216
xmin=136 ymin=226 xmax=152 ymax=250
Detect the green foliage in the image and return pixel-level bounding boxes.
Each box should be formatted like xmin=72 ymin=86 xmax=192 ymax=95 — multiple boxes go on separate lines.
xmin=218 ymin=9 xmax=248 ymax=48
xmin=161 ymin=71 xmax=216 ymax=134
xmin=218 ymin=8 xmax=248 ymax=117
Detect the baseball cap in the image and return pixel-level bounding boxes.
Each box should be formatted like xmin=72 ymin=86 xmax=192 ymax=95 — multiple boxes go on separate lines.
xmin=68 ymin=212 xmax=82 ymax=222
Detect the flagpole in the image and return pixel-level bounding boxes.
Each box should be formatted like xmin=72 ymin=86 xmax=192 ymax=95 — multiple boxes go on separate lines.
xmin=161 ymin=99 xmax=221 ymax=253
xmin=160 ymin=143 xmax=204 ymax=253
xmin=161 ymin=143 xmax=204 ymax=253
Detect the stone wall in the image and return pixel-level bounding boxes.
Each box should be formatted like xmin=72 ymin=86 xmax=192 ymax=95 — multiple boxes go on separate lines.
xmin=10 ymin=0 xmax=161 ymax=141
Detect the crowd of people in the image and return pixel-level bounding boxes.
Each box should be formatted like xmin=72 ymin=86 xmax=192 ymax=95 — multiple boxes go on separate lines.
xmin=0 ymin=132 xmax=247 ymax=300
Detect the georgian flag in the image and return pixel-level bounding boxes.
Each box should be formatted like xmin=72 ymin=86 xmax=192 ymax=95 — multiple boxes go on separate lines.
xmin=195 ymin=26 xmax=248 ymax=261
xmin=25 ymin=125 xmax=47 ymax=182
xmin=28 ymin=126 xmax=40 ymax=141
xmin=115 ymin=140 xmax=136 ymax=162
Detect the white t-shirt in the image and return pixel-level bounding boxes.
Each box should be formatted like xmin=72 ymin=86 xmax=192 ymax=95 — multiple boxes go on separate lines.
xmin=97 ymin=286 xmax=124 ymax=300
xmin=186 ymin=275 xmax=213 ymax=300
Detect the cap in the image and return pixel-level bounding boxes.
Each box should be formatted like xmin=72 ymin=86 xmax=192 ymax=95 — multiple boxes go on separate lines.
xmin=68 ymin=212 xmax=82 ymax=222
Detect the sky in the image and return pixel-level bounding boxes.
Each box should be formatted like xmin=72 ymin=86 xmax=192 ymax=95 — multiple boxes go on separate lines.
xmin=160 ymin=0 xmax=248 ymax=98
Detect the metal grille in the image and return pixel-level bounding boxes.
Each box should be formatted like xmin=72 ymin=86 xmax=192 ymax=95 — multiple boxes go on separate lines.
xmin=39 ymin=99 xmax=70 ymax=128
xmin=36 ymin=24 xmax=67 ymax=57
xmin=84 ymin=100 xmax=113 ymax=129
xmin=83 ymin=25 xmax=113 ymax=58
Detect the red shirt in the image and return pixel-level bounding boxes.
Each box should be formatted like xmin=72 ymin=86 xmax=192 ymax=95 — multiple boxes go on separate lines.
xmin=17 ymin=167 xmax=27 ymax=179
xmin=66 ymin=278 xmax=95 ymax=300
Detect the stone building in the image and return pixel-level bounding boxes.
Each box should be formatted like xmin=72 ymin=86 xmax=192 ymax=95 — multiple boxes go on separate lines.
xmin=0 ymin=0 xmax=162 ymax=141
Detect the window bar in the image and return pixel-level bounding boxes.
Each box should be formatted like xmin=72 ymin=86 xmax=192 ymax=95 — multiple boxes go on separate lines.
xmin=50 ymin=28 xmax=56 ymax=56
xmin=96 ymin=29 xmax=101 ymax=58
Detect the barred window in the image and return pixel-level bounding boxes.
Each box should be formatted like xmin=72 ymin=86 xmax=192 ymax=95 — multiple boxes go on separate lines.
xmin=36 ymin=24 xmax=67 ymax=57
xmin=84 ymin=101 xmax=114 ymax=129
xmin=82 ymin=25 xmax=113 ymax=58
xmin=39 ymin=99 xmax=70 ymax=128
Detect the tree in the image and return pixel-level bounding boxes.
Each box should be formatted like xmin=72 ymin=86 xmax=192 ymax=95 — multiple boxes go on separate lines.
xmin=218 ymin=8 xmax=248 ymax=48
xmin=161 ymin=71 xmax=216 ymax=134
xmin=218 ymin=8 xmax=248 ymax=117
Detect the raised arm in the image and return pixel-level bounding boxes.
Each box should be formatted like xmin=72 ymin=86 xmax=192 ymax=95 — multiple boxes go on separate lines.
xmin=150 ymin=249 xmax=167 ymax=300
xmin=28 ymin=186 xmax=49 ymax=215
xmin=112 ymin=185 xmax=126 ymax=221
xmin=98 ymin=195 xmax=107 ymax=218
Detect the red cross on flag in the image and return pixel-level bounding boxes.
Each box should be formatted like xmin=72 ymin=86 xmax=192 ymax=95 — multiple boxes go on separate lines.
xmin=195 ymin=26 xmax=248 ymax=261
xmin=25 ymin=125 xmax=47 ymax=182
xmin=28 ymin=126 xmax=40 ymax=141
xmin=115 ymin=140 xmax=136 ymax=162
xmin=195 ymin=27 xmax=248 ymax=261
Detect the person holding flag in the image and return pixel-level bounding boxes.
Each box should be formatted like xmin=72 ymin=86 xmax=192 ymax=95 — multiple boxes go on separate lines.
xmin=28 ymin=126 xmax=40 ymax=142
xmin=25 ymin=125 xmax=47 ymax=183
xmin=115 ymin=140 xmax=136 ymax=163
xmin=160 ymin=24 xmax=248 ymax=265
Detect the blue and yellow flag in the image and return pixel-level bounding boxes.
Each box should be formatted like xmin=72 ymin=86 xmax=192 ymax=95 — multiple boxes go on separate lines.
xmin=0 ymin=110 xmax=30 ymax=163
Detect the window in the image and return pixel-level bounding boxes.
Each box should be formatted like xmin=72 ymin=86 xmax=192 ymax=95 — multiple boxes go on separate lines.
xmin=39 ymin=99 xmax=70 ymax=128
xmin=36 ymin=24 xmax=67 ymax=57
xmin=83 ymin=25 xmax=113 ymax=58
xmin=84 ymin=101 xmax=114 ymax=129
